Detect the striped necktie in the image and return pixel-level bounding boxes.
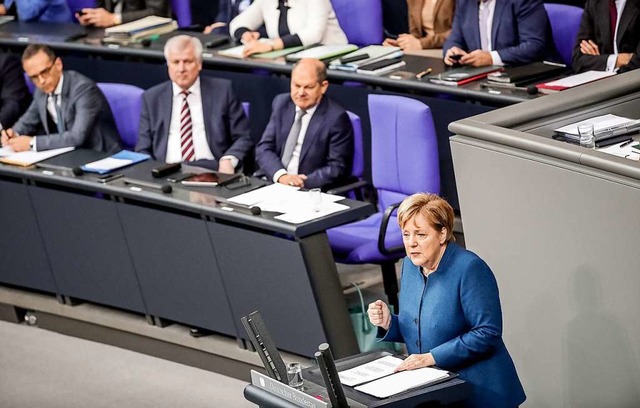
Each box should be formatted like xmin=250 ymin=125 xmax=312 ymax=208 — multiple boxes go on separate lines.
xmin=180 ymin=90 xmax=195 ymax=162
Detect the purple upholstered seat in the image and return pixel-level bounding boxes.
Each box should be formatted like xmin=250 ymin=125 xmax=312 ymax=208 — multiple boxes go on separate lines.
xmin=96 ymin=83 xmax=144 ymax=150
xmin=544 ymin=3 xmax=583 ymax=68
xmin=66 ymin=0 xmax=97 ymax=22
xmin=331 ymin=0 xmax=383 ymax=46
xmin=327 ymin=95 xmax=440 ymax=308
xmin=170 ymin=0 xmax=192 ymax=28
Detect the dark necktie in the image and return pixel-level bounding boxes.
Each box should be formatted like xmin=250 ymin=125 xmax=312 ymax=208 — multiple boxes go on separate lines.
xmin=49 ymin=93 xmax=65 ymax=134
xmin=179 ymin=90 xmax=195 ymax=162
xmin=281 ymin=109 xmax=306 ymax=168
xmin=609 ymin=0 xmax=618 ymax=49
xmin=277 ymin=0 xmax=291 ymax=38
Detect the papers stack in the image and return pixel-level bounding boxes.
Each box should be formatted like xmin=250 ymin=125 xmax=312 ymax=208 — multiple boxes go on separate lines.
xmin=429 ymin=66 xmax=502 ymax=86
xmin=553 ymin=114 xmax=640 ymax=142
xmin=329 ymin=45 xmax=403 ymax=72
xmin=218 ymin=40 xmax=305 ymax=59
xmin=537 ymin=70 xmax=615 ymax=94
xmin=0 ymin=147 xmax=74 ymax=167
xmin=285 ymin=44 xmax=358 ymax=62
xmin=103 ymin=16 xmax=178 ymax=45
xmin=486 ymin=61 xmax=567 ymax=88
xmin=81 ymin=150 xmax=150 ymax=174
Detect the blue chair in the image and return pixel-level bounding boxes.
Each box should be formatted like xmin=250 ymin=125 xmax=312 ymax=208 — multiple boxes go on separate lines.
xmin=331 ymin=0 xmax=383 ymax=46
xmin=96 ymin=83 xmax=144 ymax=150
xmin=327 ymin=95 xmax=440 ymax=309
xmin=171 ymin=0 xmax=192 ymax=28
xmin=544 ymin=3 xmax=583 ymax=68
xmin=66 ymin=0 xmax=97 ymax=22
xmin=328 ymin=111 xmax=366 ymax=200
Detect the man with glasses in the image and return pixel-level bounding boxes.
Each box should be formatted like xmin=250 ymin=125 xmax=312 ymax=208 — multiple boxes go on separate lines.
xmin=1 ymin=44 xmax=121 ymax=153
xmin=255 ymin=58 xmax=353 ymax=189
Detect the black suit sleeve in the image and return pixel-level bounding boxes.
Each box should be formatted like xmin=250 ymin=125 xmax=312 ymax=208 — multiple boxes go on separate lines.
xmin=0 ymin=55 xmax=31 ymax=129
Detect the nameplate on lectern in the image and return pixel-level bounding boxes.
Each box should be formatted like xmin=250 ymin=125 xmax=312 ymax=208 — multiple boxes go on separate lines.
xmin=250 ymin=370 xmax=328 ymax=408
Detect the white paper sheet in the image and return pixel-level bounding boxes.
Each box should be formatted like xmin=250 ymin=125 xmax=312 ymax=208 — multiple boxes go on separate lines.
xmin=543 ymin=70 xmax=615 ymax=88
xmin=0 ymin=146 xmax=75 ymax=166
xmin=597 ymin=140 xmax=640 ymax=160
xmin=83 ymin=157 xmax=133 ymax=171
xmin=274 ymin=201 xmax=349 ymax=223
xmin=0 ymin=146 xmax=15 ymax=157
xmin=338 ymin=355 xmax=404 ymax=387
xmin=354 ymin=366 xmax=450 ymax=398
xmin=229 ymin=184 xmax=344 ymax=214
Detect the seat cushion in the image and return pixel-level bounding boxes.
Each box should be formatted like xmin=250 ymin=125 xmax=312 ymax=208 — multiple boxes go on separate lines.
xmin=327 ymin=213 xmax=404 ymax=263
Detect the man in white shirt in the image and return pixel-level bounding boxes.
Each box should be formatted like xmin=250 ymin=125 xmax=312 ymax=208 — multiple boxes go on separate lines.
xmin=255 ymin=58 xmax=353 ymax=189
xmin=136 ymin=35 xmax=253 ymax=173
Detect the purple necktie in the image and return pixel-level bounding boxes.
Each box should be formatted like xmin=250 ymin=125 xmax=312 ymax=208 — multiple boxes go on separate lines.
xmin=479 ymin=0 xmax=491 ymax=51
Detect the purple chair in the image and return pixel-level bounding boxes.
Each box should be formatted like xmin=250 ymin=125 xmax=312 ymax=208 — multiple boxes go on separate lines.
xmin=544 ymin=3 xmax=583 ymax=68
xmin=328 ymin=111 xmax=366 ymax=200
xmin=327 ymin=95 xmax=440 ymax=309
xmin=97 ymin=83 xmax=144 ymax=150
xmin=170 ymin=0 xmax=192 ymax=28
xmin=66 ymin=0 xmax=97 ymax=22
xmin=331 ymin=0 xmax=383 ymax=46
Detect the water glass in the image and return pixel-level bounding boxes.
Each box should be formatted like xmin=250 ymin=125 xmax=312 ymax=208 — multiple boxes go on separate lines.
xmin=287 ymin=362 xmax=304 ymax=390
xmin=578 ymin=123 xmax=595 ymax=149
xmin=308 ymin=188 xmax=322 ymax=212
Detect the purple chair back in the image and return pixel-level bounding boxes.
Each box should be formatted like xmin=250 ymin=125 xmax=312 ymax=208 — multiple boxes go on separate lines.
xmin=368 ymin=94 xmax=440 ymax=211
xmin=23 ymin=73 xmax=36 ymax=94
xmin=171 ymin=0 xmax=192 ymax=28
xmin=346 ymin=111 xmax=363 ymax=179
xmin=97 ymin=83 xmax=144 ymax=150
xmin=242 ymin=101 xmax=250 ymax=119
xmin=67 ymin=0 xmax=97 ymax=22
xmin=331 ymin=0 xmax=383 ymax=46
xmin=544 ymin=3 xmax=583 ymax=67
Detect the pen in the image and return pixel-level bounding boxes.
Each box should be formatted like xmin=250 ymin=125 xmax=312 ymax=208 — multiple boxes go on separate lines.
xmin=416 ymin=67 xmax=432 ymax=79
xmin=620 ymin=139 xmax=634 ymax=147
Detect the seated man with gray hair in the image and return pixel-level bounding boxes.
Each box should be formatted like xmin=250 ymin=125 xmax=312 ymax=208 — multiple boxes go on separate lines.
xmin=136 ymin=35 xmax=253 ymax=173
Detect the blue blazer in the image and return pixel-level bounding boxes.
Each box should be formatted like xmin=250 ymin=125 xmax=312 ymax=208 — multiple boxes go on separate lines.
xmin=255 ymin=94 xmax=353 ymax=190
xmin=136 ymin=76 xmax=253 ymax=170
xmin=13 ymin=70 xmax=121 ymax=153
xmin=382 ymin=243 xmax=526 ymax=408
xmin=443 ymin=0 xmax=549 ymax=65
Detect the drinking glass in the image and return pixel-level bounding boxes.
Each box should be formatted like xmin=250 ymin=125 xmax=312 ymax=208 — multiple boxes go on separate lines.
xmin=287 ymin=362 xmax=304 ymax=390
xmin=578 ymin=123 xmax=595 ymax=149
xmin=309 ymin=188 xmax=322 ymax=212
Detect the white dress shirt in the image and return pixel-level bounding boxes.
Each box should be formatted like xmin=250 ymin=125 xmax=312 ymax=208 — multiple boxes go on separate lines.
xmin=272 ymin=103 xmax=318 ymax=182
xmin=478 ymin=0 xmax=504 ymax=66
xmin=229 ymin=0 xmax=348 ymax=46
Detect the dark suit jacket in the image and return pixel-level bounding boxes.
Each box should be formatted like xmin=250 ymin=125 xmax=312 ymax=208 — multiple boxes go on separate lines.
xmin=0 ymin=53 xmax=31 ymax=129
xmin=12 ymin=70 xmax=121 ymax=153
xmin=255 ymin=94 xmax=353 ymax=190
xmin=136 ymin=76 xmax=253 ymax=170
xmin=572 ymin=0 xmax=640 ymax=73
xmin=443 ymin=0 xmax=549 ymax=65
xmin=98 ymin=0 xmax=169 ymax=23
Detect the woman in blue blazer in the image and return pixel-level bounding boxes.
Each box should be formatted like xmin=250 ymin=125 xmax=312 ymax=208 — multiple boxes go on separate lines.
xmin=368 ymin=193 xmax=526 ymax=408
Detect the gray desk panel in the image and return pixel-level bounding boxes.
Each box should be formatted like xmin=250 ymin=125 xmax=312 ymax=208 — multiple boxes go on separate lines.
xmin=208 ymin=222 xmax=327 ymax=357
xmin=0 ymin=179 xmax=56 ymax=292
xmin=117 ymin=202 xmax=236 ymax=335
xmin=29 ymin=186 xmax=146 ymax=312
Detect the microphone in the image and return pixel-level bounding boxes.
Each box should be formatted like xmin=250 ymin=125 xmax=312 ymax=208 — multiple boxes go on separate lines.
xmin=481 ymin=82 xmax=539 ymax=95
xmin=72 ymin=167 xmax=84 ymax=176
xmin=123 ymin=177 xmax=173 ymax=194
xmin=215 ymin=197 xmax=261 ymax=215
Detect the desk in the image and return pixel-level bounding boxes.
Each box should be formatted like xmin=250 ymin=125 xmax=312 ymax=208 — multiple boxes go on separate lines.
xmin=449 ymin=69 xmax=640 ymax=406
xmin=244 ymin=351 xmax=470 ymax=407
xmin=0 ymin=150 xmax=374 ymax=358
xmin=0 ymin=22 xmax=538 ymax=210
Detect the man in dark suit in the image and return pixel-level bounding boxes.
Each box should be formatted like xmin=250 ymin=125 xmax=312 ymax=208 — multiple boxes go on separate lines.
xmin=255 ymin=58 xmax=353 ymax=190
xmin=1 ymin=44 xmax=121 ymax=153
xmin=0 ymin=53 xmax=31 ymax=131
xmin=442 ymin=0 xmax=549 ymax=67
xmin=136 ymin=35 xmax=252 ymax=173
xmin=76 ymin=0 xmax=169 ymax=27
xmin=572 ymin=0 xmax=640 ymax=73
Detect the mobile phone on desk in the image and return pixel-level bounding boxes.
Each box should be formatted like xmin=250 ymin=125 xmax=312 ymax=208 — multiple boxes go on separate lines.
xmin=167 ymin=172 xmax=195 ymax=183
xmin=97 ymin=173 xmax=124 ymax=183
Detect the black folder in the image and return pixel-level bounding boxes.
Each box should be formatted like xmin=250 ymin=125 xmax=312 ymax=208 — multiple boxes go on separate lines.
xmin=487 ymin=62 xmax=568 ymax=85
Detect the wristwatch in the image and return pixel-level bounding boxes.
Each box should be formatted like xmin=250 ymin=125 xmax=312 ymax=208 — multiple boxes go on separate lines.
xmin=29 ymin=138 xmax=35 ymax=150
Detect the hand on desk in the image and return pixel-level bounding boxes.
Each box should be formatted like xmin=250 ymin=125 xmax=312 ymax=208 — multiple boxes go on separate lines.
xmin=395 ymin=353 xmax=436 ymax=372
xmin=367 ymin=299 xmax=391 ymax=331
xmin=241 ymin=31 xmax=261 ymax=44
xmin=459 ymin=50 xmax=492 ymax=67
xmin=444 ymin=47 xmax=467 ymax=66
xmin=277 ymin=173 xmax=306 ymax=188
xmin=77 ymin=8 xmax=118 ymax=28
xmin=1 ymin=129 xmax=31 ymax=152
xmin=203 ymin=22 xmax=226 ymax=34
xmin=218 ymin=159 xmax=235 ymax=175
xmin=396 ymin=34 xmax=422 ymax=51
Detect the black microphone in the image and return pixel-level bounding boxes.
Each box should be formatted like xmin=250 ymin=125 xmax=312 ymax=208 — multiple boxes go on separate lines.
xmin=123 ymin=177 xmax=173 ymax=194
xmin=215 ymin=197 xmax=261 ymax=215
xmin=526 ymin=85 xmax=539 ymax=95
xmin=72 ymin=166 xmax=84 ymax=176
xmin=482 ymin=82 xmax=539 ymax=95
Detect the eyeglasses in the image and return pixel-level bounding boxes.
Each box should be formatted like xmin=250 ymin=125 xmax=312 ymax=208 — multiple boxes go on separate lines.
xmin=27 ymin=59 xmax=57 ymax=81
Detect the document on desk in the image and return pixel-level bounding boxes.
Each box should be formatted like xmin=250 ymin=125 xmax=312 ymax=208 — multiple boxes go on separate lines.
xmin=354 ymin=366 xmax=451 ymax=398
xmin=0 ymin=147 xmax=74 ymax=166
xmin=81 ymin=150 xmax=150 ymax=174
xmin=274 ymin=201 xmax=349 ymax=223
xmin=0 ymin=147 xmax=15 ymax=157
xmin=554 ymin=114 xmax=640 ymax=141
xmin=597 ymin=140 xmax=640 ymax=160
xmin=229 ymin=183 xmax=343 ymax=214
xmin=338 ymin=355 xmax=404 ymax=387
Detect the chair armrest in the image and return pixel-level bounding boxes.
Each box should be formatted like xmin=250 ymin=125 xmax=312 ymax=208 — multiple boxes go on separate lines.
xmin=378 ymin=201 xmax=405 ymax=256
xmin=326 ymin=179 xmax=370 ymax=196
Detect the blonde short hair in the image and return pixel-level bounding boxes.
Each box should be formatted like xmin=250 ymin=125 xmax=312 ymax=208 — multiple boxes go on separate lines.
xmin=397 ymin=193 xmax=455 ymax=243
